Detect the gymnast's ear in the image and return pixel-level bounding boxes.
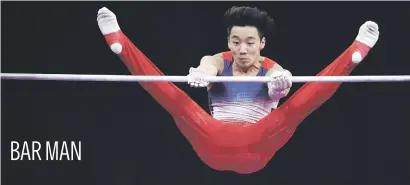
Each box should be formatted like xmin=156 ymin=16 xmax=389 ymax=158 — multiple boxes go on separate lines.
xmin=260 ymin=37 xmax=266 ymax=50
xmin=227 ymin=36 xmax=233 ymax=50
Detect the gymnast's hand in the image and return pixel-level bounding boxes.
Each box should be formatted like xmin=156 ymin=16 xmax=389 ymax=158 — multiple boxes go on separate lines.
xmin=187 ymin=67 xmax=209 ymax=88
xmin=268 ymin=70 xmax=292 ymax=92
xmin=97 ymin=7 xmax=121 ymax=35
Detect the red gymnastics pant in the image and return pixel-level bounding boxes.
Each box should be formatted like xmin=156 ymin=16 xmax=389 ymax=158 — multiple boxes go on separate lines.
xmin=104 ymin=30 xmax=371 ymax=174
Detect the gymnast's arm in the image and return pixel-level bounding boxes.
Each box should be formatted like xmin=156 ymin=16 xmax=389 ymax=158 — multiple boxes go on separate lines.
xmin=196 ymin=54 xmax=224 ymax=76
xmin=266 ymin=64 xmax=292 ymax=100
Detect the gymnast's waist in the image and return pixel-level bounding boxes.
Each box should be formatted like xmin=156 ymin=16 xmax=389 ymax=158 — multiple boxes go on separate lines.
xmin=210 ymin=105 xmax=273 ymax=123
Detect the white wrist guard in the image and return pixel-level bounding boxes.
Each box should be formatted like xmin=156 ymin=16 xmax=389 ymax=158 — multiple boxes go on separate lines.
xmin=268 ymin=86 xmax=287 ymax=100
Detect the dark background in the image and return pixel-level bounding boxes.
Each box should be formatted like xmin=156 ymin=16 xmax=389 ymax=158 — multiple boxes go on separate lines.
xmin=2 ymin=1 xmax=410 ymax=185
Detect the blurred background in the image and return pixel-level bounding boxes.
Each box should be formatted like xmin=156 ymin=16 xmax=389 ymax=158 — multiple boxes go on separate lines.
xmin=2 ymin=2 xmax=410 ymax=185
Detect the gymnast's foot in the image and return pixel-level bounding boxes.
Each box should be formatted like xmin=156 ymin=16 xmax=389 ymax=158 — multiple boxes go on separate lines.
xmin=97 ymin=7 xmax=120 ymax=35
xmin=97 ymin=7 xmax=123 ymax=54
xmin=352 ymin=21 xmax=380 ymax=63
xmin=356 ymin=21 xmax=379 ymax=48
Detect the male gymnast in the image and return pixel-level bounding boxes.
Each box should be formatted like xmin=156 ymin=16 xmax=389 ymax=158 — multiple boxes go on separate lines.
xmin=97 ymin=6 xmax=379 ymax=174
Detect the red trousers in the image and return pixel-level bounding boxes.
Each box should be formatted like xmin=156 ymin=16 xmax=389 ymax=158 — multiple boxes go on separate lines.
xmin=104 ymin=31 xmax=371 ymax=174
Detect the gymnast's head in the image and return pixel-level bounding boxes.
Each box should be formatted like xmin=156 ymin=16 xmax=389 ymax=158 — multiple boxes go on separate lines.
xmin=223 ymin=6 xmax=275 ymax=69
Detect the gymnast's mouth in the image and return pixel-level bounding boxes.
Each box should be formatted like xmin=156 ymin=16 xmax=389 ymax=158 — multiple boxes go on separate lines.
xmin=237 ymin=58 xmax=250 ymax=63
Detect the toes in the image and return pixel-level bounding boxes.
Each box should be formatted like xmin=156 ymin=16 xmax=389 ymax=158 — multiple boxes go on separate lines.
xmin=99 ymin=7 xmax=109 ymax=13
xmin=365 ymin=21 xmax=378 ymax=30
xmin=356 ymin=21 xmax=379 ymax=48
xmin=364 ymin=21 xmax=379 ymax=35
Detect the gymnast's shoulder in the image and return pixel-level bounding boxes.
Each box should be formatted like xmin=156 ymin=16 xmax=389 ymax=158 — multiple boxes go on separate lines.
xmin=260 ymin=57 xmax=287 ymax=76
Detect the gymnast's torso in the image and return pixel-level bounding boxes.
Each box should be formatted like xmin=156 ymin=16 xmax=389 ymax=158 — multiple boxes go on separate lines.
xmin=207 ymin=52 xmax=279 ymax=124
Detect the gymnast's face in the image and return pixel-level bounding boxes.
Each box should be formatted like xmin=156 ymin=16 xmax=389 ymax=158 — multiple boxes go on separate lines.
xmin=228 ymin=26 xmax=266 ymax=69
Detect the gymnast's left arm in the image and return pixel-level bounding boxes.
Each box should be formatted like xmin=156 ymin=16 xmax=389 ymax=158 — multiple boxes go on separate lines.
xmin=266 ymin=64 xmax=292 ymax=100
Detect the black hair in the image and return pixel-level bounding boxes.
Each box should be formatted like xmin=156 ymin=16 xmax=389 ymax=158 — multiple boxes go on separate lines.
xmin=223 ymin=6 xmax=275 ymax=40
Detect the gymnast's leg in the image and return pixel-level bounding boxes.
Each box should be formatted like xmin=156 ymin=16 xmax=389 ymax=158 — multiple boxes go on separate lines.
xmin=97 ymin=7 xmax=218 ymax=142
xmin=253 ymin=21 xmax=380 ymax=150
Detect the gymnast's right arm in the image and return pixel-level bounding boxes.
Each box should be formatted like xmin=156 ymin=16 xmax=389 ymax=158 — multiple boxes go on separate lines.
xmin=188 ymin=54 xmax=224 ymax=88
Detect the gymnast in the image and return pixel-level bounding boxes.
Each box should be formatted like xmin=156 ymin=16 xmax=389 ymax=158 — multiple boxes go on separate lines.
xmin=97 ymin=6 xmax=379 ymax=174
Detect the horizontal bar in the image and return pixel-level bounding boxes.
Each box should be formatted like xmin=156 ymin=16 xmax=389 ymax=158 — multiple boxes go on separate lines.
xmin=1 ymin=73 xmax=410 ymax=83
